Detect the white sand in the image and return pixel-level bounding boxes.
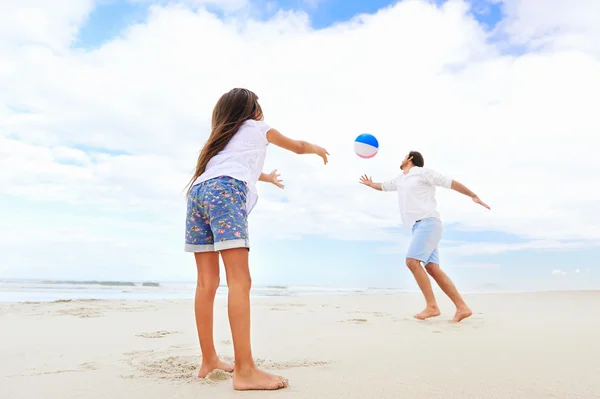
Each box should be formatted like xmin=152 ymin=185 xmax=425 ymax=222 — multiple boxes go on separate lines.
xmin=1 ymin=292 xmax=599 ymax=399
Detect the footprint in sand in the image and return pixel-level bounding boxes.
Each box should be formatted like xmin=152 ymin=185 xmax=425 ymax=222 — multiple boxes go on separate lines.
xmin=396 ymin=315 xmax=484 ymax=330
xmin=346 ymin=318 xmax=369 ymax=324
xmin=11 ymin=362 xmax=99 ymax=377
xmin=79 ymin=362 xmax=99 ymax=370
xmin=201 ymin=358 xmax=330 ymax=383
xmin=350 ymin=311 xmax=390 ymax=318
xmin=121 ymin=349 xmax=329 ymax=382
xmin=121 ymin=350 xmax=200 ymax=380
xmin=56 ymin=307 xmax=103 ymax=318
xmin=136 ymin=330 xmax=181 ymax=339
xmin=255 ymin=358 xmax=330 ymax=370
xmin=205 ymin=369 xmax=232 ymax=383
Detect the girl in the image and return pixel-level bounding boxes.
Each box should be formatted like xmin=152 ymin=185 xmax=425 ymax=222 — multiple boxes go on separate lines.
xmin=184 ymin=88 xmax=329 ymax=391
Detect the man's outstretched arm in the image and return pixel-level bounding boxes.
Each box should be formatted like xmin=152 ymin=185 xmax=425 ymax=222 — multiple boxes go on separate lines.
xmin=359 ymin=174 xmax=396 ymax=192
xmin=450 ymin=180 xmax=476 ymax=197
xmin=450 ymin=180 xmax=490 ymax=210
xmin=424 ymin=168 xmax=490 ymax=210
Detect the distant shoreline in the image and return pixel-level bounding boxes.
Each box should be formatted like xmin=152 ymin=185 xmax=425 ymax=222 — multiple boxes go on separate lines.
xmin=44 ymin=280 xmax=161 ymax=287
xmin=3 ymin=280 xmax=163 ymax=287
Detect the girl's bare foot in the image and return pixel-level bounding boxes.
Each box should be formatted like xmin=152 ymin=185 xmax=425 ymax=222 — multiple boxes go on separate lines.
xmin=198 ymin=359 xmax=234 ymax=378
xmin=413 ymin=306 xmax=441 ymax=320
xmin=451 ymin=307 xmax=473 ymax=323
xmin=233 ymin=367 xmax=288 ymax=391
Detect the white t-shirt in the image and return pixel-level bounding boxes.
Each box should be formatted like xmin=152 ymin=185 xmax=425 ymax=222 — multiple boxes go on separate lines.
xmin=382 ymin=166 xmax=453 ymax=229
xmin=193 ymin=119 xmax=271 ymax=214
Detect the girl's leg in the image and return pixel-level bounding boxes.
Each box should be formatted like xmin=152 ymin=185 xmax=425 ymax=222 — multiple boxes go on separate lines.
xmin=194 ymin=251 xmax=234 ymax=377
xmin=220 ymin=248 xmax=288 ymax=391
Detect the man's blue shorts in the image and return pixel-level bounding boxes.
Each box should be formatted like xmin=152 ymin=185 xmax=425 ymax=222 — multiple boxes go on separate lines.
xmin=406 ymin=217 xmax=443 ymax=265
xmin=184 ymin=176 xmax=250 ymax=253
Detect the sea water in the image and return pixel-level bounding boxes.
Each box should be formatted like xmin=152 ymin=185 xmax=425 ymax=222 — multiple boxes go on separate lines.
xmin=0 ymin=279 xmax=403 ymax=303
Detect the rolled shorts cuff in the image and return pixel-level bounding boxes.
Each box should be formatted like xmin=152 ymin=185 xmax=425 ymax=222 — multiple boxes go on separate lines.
xmin=405 ymin=251 xmax=440 ymax=265
xmin=184 ymin=243 xmax=215 ymax=253
xmin=405 ymin=252 xmax=429 ymax=263
xmin=214 ymin=238 xmax=249 ymax=252
xmin=184 ymin=239 xmax=250 ymax=253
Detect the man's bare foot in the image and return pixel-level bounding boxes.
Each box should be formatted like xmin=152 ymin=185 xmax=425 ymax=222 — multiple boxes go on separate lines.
xmin=198 ymin=359 xmax=234 ymax=378
xmin=413 ymin=306 xmax=441 ymax=320
xmin=233 ymin=367 xmax=288 ymax=391
xmin=451 ymin=307 xmax=473 ymax=323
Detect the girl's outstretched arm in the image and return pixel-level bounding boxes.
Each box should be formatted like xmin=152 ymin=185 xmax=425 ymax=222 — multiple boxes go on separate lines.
xmin=266 ymin=128 xmax=329 ymax=164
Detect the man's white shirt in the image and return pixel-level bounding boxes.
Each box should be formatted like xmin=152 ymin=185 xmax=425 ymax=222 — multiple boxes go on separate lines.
xmin=382 ymin=167 xmax=453 ymax=229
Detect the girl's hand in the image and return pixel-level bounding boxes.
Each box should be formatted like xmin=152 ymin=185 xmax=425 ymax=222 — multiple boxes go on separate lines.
xmin=265 ymin=128 xmax=329 ymax=164
xmin=315 ymin=145 xmax=329 ymax=165
xmin=266 ymin=169 xmax=285 ymax=189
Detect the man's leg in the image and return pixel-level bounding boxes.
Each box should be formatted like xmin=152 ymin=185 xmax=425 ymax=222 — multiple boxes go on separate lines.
xmin=424 ymin=252 xmax=472 ymax=322
xmin=406 ymin=258 xmax=440 ymax=320
xmin=405 ymin=219 xmax=443 ymax=320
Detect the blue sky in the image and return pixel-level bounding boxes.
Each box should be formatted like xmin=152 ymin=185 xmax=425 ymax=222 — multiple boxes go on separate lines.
xmin=77 ymin=0 xmax=505 ymax=47
xmin=2 ymin=0 xmax=599 ymax=292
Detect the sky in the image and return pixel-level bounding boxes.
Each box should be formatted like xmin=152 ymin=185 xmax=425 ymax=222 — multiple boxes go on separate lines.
xmin=1 ymin=0 xmax=599 ymax=291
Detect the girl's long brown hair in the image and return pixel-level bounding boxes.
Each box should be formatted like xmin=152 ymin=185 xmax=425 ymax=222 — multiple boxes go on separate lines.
xmin=185 ymin=88 xmax=263 ymax=197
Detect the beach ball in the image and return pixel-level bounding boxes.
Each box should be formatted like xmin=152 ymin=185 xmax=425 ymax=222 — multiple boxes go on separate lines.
xmin=354 ymin=133 xmax=379 ymax=159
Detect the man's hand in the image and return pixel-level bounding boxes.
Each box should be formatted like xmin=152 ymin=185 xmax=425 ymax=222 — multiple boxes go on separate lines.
xmin=264 ymin=169 xmax=285 ymax=189
xmin=451 ymin=180 xmax=490 ymax=210
xmin=359 ymin=174 xmax=375 ymax=187
xmin=359 ymin=174 xmax=383 ymax=191
xmin=472 ymin=195 xmax=490 ymax=210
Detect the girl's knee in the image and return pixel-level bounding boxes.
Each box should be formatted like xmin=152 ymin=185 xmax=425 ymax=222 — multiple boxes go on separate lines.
xmin=221 ymin=248 xmax=252 ymax=291
xmin=227 ymin=273 xmax=252 ymax=292
xmin=197 ymin=275 xmax=220 ymax=294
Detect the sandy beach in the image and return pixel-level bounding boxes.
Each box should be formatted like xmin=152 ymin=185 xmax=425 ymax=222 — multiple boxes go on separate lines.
xmin=1 ymin=291 xmax=599 ymax=399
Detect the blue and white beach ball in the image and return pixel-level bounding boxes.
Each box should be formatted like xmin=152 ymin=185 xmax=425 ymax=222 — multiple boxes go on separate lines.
xmin=354 ymin=133 xmax=379 ymax=159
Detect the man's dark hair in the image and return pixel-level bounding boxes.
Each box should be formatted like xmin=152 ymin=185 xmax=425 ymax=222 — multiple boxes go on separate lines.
xmin=408 ymin=151 xmax=424 ymax=167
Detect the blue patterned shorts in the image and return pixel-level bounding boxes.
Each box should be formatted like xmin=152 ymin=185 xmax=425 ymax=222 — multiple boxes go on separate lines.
xmin=184 ymin=176 xmax=249 ymax=253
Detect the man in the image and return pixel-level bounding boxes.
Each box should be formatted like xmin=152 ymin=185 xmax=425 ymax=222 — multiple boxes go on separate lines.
xmin=359 ymin=151 xmax=490 ymax=323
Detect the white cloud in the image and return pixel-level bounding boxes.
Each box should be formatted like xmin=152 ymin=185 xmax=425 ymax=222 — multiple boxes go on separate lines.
xmin=0 ymin=0 xmax=95 ymax=51
xmin=497 ymin=0 xmax=600 ymax=54
xmin=550 ymin=268 xmax=591 ymax=277
xmin=444 ymin=240 xmax=593 ymax=257
xmin=128 ymin=0 xmax=249 ymax=12
xmin=446 ymin=262 xmax=500 ymax=269
xmin=377 ymin=239 xmax=597 ymax=257
xmin=1 ymin=0 xmax=599 ymax=278
xmin=301 ymin=0 xmax=325 ymax=9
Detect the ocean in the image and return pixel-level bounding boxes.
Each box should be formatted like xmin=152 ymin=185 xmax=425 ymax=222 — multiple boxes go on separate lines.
xmin=0 ymin=279 xmax=404 ymax=303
